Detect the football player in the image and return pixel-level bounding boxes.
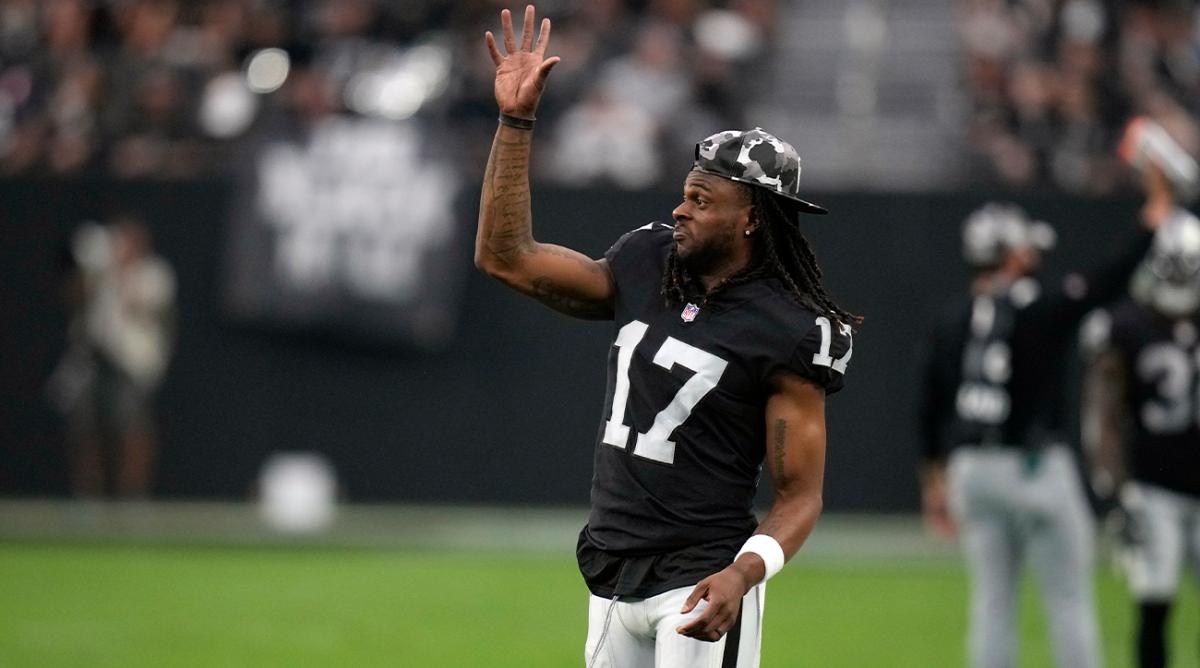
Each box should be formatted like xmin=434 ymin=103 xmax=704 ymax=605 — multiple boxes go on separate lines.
xmin=476 ymin=6 xmax=856 ymax=667
xmin=918 ymin=169 xmax=1170 ymax=666
xmin=1082 ymin=210 xmax=1200 ymax=668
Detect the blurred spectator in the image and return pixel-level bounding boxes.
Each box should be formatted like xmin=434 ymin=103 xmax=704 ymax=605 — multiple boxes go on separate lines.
xmin=961 ymin=0 xmax=1200 ymax=194
xmin=544 ymin=84 xmax=661 ymax=187
xmin=47 ymin=215 xmax=176 ymax=499
xmin=597 ymin=21 xmax=691 ymax=127
xmin=0 ymin=0 xmax=765 ymax=189
xmin=10 ymin=0 xmax=1197 ymax=195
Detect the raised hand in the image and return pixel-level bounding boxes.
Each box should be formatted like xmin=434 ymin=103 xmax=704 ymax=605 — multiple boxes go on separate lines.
xmin=485 ymin=5 xmax=560 ymax=120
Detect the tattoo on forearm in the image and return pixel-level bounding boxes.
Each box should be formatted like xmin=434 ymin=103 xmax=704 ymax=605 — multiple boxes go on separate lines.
xmin=538 ymin=245 xmax=605 ymax=273
xmin=479 ymin=130 xmax=612 ymax=317
xmin=530 ymin=277 xmax=612 ymax=319
xmin=773 ymin=419 xmax=787 ymax=475
xmin=484 ymin=134 xmax=535 ymax=263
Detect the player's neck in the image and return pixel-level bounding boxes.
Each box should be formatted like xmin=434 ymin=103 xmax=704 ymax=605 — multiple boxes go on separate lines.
xmin=691 ymin=246 xmax=754 ymax=293
xmin=697 ymin=259 xmax=750 ymax=293
xmin=972 ymin=266 xmax=1026 ymax=296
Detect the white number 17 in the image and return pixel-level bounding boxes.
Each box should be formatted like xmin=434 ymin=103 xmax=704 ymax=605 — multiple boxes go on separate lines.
xmin=811 ymin=316 xmax=852 ymax=374
xmin=601 ymin=320 xmax=729 ymax=465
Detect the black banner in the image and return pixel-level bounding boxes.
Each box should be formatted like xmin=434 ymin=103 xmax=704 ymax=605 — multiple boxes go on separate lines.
xmin=222 ymin=117 xmax=465 ymax=349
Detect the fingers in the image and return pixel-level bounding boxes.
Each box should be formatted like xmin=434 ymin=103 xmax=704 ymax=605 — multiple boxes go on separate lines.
xmin=534 ymin=56 xmax=560 ymax=88
xmin=501 ymin=8 xmax=516 ymax=54
xmin=534 ymin=17 xmax=551 ymax=57
xmin=521 ymin=5 xmax=535 ymax=52
xmin=675 ymin=601 xmax=732 ymax=642
xmin=498 ymin=7 xmax=550 ymax=60
xmin=675 ymin=614 xmax=709 ymax=637
xmin=676 ymin=583 xmax=721 ymax=640
xmin=680 ymin=582 xmax=707 ymax=614
xmin=485 ymin=31 xmax=502 ymax=67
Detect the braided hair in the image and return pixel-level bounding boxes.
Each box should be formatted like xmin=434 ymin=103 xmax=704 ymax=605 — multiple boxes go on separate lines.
xmin=661 ymin=185 xmax=862 ymax=328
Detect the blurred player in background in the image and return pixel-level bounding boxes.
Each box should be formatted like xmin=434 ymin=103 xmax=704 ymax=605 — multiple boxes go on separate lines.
xmin=918 ymin=159 xmax=1171 ymax=665
xmin=47 ymin=214 xmax=176 ymax=499
xmin=475 ymin=6 xmax=856 ymax=666
xmin=1081 ymin=209 xmax=1200 ymax=668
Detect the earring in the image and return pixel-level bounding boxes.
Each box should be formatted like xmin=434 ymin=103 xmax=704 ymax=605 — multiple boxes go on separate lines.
xmin=744 ymin=230 xmax=752 ymax=237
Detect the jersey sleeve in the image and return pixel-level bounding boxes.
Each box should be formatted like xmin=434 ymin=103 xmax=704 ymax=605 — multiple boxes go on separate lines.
xmin=603 ymin=222 xmax=672 ymax=299
xmin=603 ymin=222 xmax=671 ymax=263
xmin=781 ymin=316 xmax=853 ymax=394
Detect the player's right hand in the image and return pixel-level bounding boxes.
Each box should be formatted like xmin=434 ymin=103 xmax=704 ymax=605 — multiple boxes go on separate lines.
xmin=485 ymin=5 xmax=560 ymax=120
xmin=920 ymin=466 xmax=956 ymax=538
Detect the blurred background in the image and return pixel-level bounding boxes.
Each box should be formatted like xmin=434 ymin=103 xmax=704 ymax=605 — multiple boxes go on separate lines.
xmin=1 ymin=0 xmax=1198 ymax=666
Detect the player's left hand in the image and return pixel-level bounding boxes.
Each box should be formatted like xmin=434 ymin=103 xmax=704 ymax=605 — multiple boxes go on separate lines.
xmin=675 ymin=566 xmax=752 ymax=642
xmin=920 ymin=462 xmax=956 ymax=539
xmin=1106 ymin=503 xmax=1145 ymax=548
xmin=921 ymin=477 xmax=956 ymax=538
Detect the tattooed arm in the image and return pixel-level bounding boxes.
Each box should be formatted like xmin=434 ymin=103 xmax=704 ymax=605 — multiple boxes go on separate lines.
xmin=475 ymin=5 xmax=615 ymax=320
xmin=476 ymin=126 xmax=615 ymax=319
xmin=744 ymin=373 xmax=826 ymax=574
xmin=677 ymin=372 xmax=826 ymax=642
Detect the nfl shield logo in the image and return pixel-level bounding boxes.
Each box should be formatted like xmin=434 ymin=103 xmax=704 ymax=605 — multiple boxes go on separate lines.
xmin=681 ymin=303 xmax=700 ymax=323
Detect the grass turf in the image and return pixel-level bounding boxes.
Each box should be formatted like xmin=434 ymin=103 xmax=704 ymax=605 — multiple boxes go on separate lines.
xmin=0 ymin=543 xmax=1195 ymax=667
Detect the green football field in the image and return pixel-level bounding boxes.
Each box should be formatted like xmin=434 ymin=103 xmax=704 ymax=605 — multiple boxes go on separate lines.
xmin=0 ymin=503 xmax=1196 ymax=667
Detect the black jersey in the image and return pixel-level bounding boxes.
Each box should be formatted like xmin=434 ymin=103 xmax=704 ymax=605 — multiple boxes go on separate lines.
xmin=1089 ymin=300 xmax=1200 ymax=498
xmin=921 ymin=230 xmax=1154 ymax=460
xmin=577 ymin=223 xmax=851 ymax=598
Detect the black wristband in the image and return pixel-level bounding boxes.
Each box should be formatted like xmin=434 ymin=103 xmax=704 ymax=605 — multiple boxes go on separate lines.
xmin=498 ymin=112 xmax=535 ymax=131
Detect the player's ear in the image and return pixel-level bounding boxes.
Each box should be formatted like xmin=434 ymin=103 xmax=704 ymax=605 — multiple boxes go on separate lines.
xmin=742 ymin=204 xmax=759 ymax=237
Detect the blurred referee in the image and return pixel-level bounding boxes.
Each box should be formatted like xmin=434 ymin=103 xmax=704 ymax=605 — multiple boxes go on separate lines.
xmin=918 ymin=166 xmax=1171 ymax=667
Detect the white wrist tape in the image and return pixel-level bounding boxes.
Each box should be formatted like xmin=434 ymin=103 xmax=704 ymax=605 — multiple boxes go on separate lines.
xmin=736 ymin=534 xmax=786 ymax=583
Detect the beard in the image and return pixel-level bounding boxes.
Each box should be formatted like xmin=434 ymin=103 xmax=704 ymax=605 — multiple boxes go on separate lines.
xmin=676 ymin=222 xmax=738 ymax=277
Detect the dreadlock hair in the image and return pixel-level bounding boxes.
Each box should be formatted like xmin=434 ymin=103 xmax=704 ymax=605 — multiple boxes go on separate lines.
xmin=661 ymin=185 xmax=863 ymax=328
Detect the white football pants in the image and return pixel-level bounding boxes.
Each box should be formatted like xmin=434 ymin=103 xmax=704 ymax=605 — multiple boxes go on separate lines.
xmin=948 ymin=444 xmax=1100 ymax=668
xmin=1120 ymin=481 xmax=1200 ymax=601
xmin=584 ymin=582 xmax=765 ymax=668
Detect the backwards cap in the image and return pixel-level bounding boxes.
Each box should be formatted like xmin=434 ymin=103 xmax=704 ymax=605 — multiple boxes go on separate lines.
xmin=693 ymin=127 xmax=827 ymax=215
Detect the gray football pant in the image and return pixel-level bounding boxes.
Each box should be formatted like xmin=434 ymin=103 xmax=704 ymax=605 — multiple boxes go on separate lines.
xmin=948 ymin=445 xmax=1101 ymax=668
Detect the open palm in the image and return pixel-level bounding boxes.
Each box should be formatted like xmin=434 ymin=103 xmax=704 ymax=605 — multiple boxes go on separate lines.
xmin=485 ymin=5 xmax=560 ymax=119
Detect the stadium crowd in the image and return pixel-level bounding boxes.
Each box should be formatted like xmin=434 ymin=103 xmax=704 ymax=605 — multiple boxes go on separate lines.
xmin=0 ymin=0 xmax=773 ymax=187
xmin=962 ymin=0 xmax=1200 ymax=194
xmin=4 ymin=0 xmax=1200 ymax=194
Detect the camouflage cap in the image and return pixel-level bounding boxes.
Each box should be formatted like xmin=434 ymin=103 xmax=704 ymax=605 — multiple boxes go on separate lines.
xmin=693 ymin=127 xmax=827 ymax=215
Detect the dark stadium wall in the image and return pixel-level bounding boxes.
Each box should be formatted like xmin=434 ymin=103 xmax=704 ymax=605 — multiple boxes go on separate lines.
xmin=0 ymin=181 xmax=1143 ymax=511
